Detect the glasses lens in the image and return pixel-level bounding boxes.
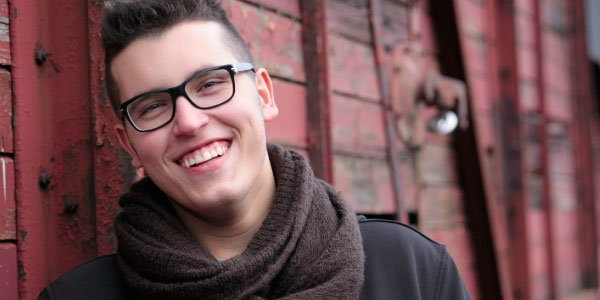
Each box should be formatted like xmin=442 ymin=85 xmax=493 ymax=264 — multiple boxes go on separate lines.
xmin=127 ymin=91 xmax=173 ymax=131
xmin=185 ymin=68 xmax=233 ymax=108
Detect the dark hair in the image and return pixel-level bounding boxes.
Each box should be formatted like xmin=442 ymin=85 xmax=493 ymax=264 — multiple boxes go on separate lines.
xmin=101 ymin=0 xmax=253 ymax=112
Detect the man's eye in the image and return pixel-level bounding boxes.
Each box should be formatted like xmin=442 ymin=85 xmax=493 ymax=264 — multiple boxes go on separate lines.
xmin=138 ymin=101 xmax=167 ymax=116
xmin=197 ymin=80 xmax=223 ymax=92
xmin=144 ymin=103 xmax=162 ymax=112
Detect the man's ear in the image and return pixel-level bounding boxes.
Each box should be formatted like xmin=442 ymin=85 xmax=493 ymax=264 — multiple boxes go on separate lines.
xmin=255 ymin=68 xmax=278 ymax=121
xmin=115 ymin=123 xmax=143 ymax=169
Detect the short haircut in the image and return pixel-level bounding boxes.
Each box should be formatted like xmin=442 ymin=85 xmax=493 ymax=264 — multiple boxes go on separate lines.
xmin=101 ymin=0 xmax=253 ymax=113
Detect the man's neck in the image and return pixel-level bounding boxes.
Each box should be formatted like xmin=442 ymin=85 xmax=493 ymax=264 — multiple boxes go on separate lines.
xmin=171 ymin=156 xmax=276 ymax=261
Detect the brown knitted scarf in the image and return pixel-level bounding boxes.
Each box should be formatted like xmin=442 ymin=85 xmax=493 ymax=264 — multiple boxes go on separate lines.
xmin=115 ymin=144 xmax=364 ymax=299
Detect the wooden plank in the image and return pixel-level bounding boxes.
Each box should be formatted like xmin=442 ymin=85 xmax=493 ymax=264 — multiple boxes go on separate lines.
xmin=0 ymin=69 xmax=12 ymax=154
xmin=265 ymin=79 xmax=307 ymax=148
xmin=328 ymin=34 xmax=381 ymax=101
xmin=541 ymin=0 xmax=569 ymax=35
xmin=533 ymin=0 xmax=556 ymax=296
xmin=461 ymin=36 xmax=490 ymax=76
xmin=456 ymin=0 xmax=487 ymax=32
xmin=0 ymin=157 xmax=14 ymax=240
xmin=494 ymin=0 xmax=531 ymax=296
xmin=0 ymin=0 xmax=9 ymax=66
xmin=369 ymin=0 xmax=408 ymax=221
xmin=469 ymin=74 xmax=493 ymax=112
xmin=552 ymin=210 xmax=582 ymax=295
xmin=517 ymin=47 xmax=536 ymax=80
xmin=300 ymin=0 xmax=332 ymax=182
xmin=519 ymin=79 xmax=539 ymax=111
xmin=378 ymin=0 xmax=409 ymax=50
xmin=547 ymin=144 xmax=574 ymax=176
xmin=570 ymin=0 xmax=599 ymax=290
xmin=420 ymin=185 xmax=465 ymax=230
xmin=330 ymin=94 xmax=386 ymax=154
xmin=242 ymin=0 xmax=301 ymax=18
xmin=515 ymin=0 xmax=535 ymax=16
xmin=0 ymin=243 xmax=17 ymax=300
xmin=515 ymin=11 xmax=535 ymax=48
xmin=326 ymin=0 xmax=372 ymax=43
xmin=226 ymin=1 xmax=305 ymax=82
xmin=419 ymin=144 xmax=459 ymax=185
xmin=549 ymin=174 xmax=576 ymax=211
xmin=333 ymin=154 xmax=395 ymax=214
xmin=544 ymin=89 xmax=572 ymax=122
xmin=522 ymin=112 xmax=542 ymax=165
xmin=433 ymin=1 xmax=505 ymax=298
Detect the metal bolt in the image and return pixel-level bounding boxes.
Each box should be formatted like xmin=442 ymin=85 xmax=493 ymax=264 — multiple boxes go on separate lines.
xmin=35 ymin=48 xmax=49 ymax=66
xmin=38 ymin=171 xmax=52 ymax=189
xmin=63 ymin=195 xmax=79 ymax=214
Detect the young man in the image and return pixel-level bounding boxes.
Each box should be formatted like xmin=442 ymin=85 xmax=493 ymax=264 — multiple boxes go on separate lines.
xmin=39 ymin=1 xmax=472 ymax=299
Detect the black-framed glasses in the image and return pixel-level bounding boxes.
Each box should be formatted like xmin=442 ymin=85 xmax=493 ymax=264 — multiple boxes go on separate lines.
xmin=119 ymin=62 xmax=255 ymax=132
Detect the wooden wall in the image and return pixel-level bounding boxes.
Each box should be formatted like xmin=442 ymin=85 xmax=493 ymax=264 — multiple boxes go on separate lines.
xmin=2 ymin=0 xmax=598 ymax=299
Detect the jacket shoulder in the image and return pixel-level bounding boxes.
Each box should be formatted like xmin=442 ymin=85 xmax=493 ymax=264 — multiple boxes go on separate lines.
xmin=358 ymin=217 xmax=472 ymax=300
xmin=38 ymin=254 xmax=122 ymax=300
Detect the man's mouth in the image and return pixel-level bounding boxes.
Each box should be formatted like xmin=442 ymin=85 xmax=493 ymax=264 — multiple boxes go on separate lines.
xmin=179 ymin=140 xmax=230 ymax=168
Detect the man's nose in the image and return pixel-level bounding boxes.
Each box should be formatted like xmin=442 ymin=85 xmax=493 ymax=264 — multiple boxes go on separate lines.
xmin=171 ymin=96 xmax=209 ymax=136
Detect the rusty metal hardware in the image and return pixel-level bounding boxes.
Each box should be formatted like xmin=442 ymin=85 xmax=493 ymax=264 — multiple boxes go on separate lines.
xmin=34 ymin=47 xmax=61 ymax=72
xmin=34 ymin=48 xmax=48 ymax=66
xmin=62 ymin=195 xmax=78 ymax=214
xmin=390 ymin=43 xmax=469 ymax=148
xmin=38 ymin=171 xmax=52 ymax=189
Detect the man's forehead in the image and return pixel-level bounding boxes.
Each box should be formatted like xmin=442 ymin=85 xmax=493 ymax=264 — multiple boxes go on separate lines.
xmin=111 ymin=21 xmax=239 ymax=101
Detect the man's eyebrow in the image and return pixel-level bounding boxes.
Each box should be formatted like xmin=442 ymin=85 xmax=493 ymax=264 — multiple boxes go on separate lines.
xmin=185 ymin=64 xmax=221 ymax=78
xmin=129 ymin=64 xmax=224 ymax=99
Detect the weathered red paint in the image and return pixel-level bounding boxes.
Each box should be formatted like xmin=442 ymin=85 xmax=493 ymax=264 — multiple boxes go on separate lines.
xmin=569 ymin=0 xmax=599 ymax=290
xmin=0 ymin=0 xmax=9 ymax=66
xmin=244 ymin=0 xmax=301 ymax=19
xmin=491 ymin=1 xmax=531 ymax=299
xmin=4 ymin=0 xmax=598 ymax=299
xmin=264 ymin=79 xmax=307 ymax=149
xmin=333 ymin=153 xmax=395 ymax=214
xmin=300 ymin=0 xmax=333 ymax=182
xmin=455 ymin=0 xmax=515 ymax=298
xmin=369 ymin=0 xmax=408 ymax=222
xmin=330 ymin=94 xmax=386 ymax=155
xmin=0 ymin=157 xmax=14 ymax=240
xmin=328 ymin=34 xmax=381 ymax=102
xmin=531 ymin=2 xmax=556 ymax=291
xmin=420 ymin=186 xmax=465 ymax=227
xmin=226 ymin=0 xmax=305 ymax=83
xmin=12 ymin=1 xmax=97 ymax=299
xmin=0 ymin=242 xmax=18 ymax=300
xmin=87 ymin=0 xmax=135 ymax=257
xmin=326 ymin=0 xmax=372 ymax=44
xmin=0 ymin=69 xmax=12 ymax=153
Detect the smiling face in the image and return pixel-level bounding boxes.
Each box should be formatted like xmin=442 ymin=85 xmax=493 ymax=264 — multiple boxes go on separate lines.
xmin=112 ymin=21 xmax=278 ymax=221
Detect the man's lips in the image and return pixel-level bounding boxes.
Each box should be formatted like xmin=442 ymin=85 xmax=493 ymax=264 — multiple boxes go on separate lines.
xmin=177 ymin=140 xmax=231 ymax=168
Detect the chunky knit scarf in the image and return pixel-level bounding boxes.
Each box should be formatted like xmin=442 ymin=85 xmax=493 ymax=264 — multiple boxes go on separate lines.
xmin=115 ymin=144 xmax=364 ymax=299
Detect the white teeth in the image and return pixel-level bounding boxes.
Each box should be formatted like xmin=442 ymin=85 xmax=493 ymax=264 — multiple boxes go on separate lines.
xmin=195 ymin=153 xmax=203 ymax=164
xmin=182 ymin=144 xmax=230 ymax=168
xmin=203 ymin=152 xmax=211 ymax=161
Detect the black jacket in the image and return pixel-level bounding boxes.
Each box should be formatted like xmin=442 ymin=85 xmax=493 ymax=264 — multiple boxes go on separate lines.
xmin=39 ymin=217 xmax=472 ymax=300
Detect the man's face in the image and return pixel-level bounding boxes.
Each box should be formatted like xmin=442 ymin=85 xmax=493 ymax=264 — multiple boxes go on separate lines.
xmin=112 ymin=21 xmax=278 ymax=218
